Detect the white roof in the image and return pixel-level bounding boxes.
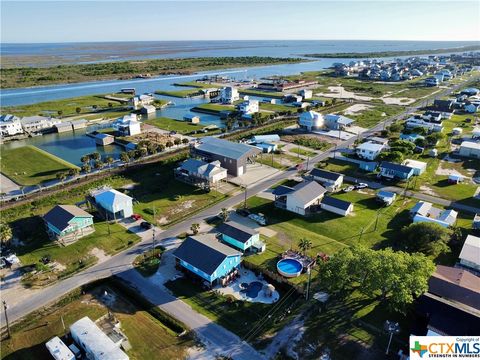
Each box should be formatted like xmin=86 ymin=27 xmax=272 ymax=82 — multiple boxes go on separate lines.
xmin=70 ymin=317 xmax=129 ymax=360
xmin=437 ymin=209 xmax=458 ymax=225
xmin=461 ymin=141 xmax=480 ymax=150
xmin=459 ymin=235 xmax=480 ymax=266
xmin=357 ymin=141 xmax=384 ymax=152
xmin=93 ymin=188 xmax=132 ymax=206
xmin=402 ymin=159 xmax=427 ymax=169
xmin=46 ymin=336 xmax=75 ymax=360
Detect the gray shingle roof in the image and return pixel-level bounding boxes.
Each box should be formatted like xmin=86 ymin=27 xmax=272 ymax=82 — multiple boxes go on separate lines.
xmin=321 ymin=196 xmax=352 ymax=211
xmin=195 ymin=137 xmax=260 ymax=160
xmin=310 ymin=168 xmax=342 ymax=181
xmin=44 ymin=205 xmax=92 ymax=232
xmin=380 ymin=161 xmax=413 ymax=174
xmin=173 ymin=234 xmax=241 ymax=275
xmin=217 ymin=221 xmax=258 ymax=243
xmin=291 ymin=181 xmax=327 ymax=204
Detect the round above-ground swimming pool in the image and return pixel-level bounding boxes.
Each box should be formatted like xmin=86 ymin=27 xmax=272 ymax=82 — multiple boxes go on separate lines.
xmin=277 ymin=258 xmax=303 ymax=278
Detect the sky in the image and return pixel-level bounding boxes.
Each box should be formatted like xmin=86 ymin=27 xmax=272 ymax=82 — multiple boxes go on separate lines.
xmin=1 ymin=1 xmax=479 ymax=43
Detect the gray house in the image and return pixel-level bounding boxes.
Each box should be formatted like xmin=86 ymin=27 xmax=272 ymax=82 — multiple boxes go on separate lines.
xmin=190 ymin=137 xmax=261 ymax=176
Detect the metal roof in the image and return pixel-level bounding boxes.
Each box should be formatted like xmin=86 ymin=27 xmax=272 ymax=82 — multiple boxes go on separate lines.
xmin=321 ymin=196 xmax=352 ymax=211
xmin=310 ymin=168 xmax=342 ymax=181
xmin=44 ymin=205 xmax=92 ymax=232
xmin=410 ymin=201 xmax=432 ymax=216
xmin=291 ymin=181 xmax=327 ymax=204
xmin=92 ymin=188 xmax=132 ymax=207
xmin=272 ymin=185 xmax=295 ymax=196
xmin=173 ymin=234 xmax=241 ymax=275
xmin=356 ymin=141 xmax=384 ymax=152
xmin=377 ymin=190 xmax=396 ymax=199
xmin=459 ymin=235 xmax=480 ymax=266
xmin=325 ymin=114 xmax=355 ymax=125
xmin=195 ymin=137 xmax=260 ymax=160
xmin=217 ymin=221 xmax=258 ymax=243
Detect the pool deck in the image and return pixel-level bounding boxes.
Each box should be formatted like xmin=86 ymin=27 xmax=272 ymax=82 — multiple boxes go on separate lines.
xmin=215 ymin=268 xmax=280 ymax=304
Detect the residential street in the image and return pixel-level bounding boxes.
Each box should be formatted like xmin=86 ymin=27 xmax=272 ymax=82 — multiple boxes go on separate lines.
xmin=1 ymin=75 xmax=478 ymax=358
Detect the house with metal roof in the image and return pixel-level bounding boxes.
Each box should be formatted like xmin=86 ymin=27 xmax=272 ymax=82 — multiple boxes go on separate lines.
xmin=216 ymin=221 xmax=263 ymax=252
xmin=320 ymin=196 xmax=354 ymax=216
xmin=459 ymin=235 xmax=480 ymax=272
xmin=44 ymin=205 xmax=94 ymax=243
xmin=70 ymin=317 xmax=129 ymax=360
xmin=324 ymin=114 xmax=355 ymax=130
xmin=459 ymin=141 xmax=480 ymax=159
xmin=173 ymin=234 xmax=242 ymax=286
xmin=376 ymin=190 xmax=396 ymax=206
xmin=356 ymin=141 xmax=385 ymax=160
xmin=272 ymin=181 xmax=327 ymax=216
xmin=89 ymin=188 xmax=133 ymax=220
xmin=46 ymin=336 xmax=75 ymax=360
xmin=174 ymin=158 xmax=227 ymax=188
xmin=410 ymin=201 xmax=458 ymax=228
xmin=190 ymin=137 xmax=261 ymax=176
xmin=309 ymin=168 xmax=344 ymax=191
xmin=379 ymin=161 xmax=414 ymax=180
xmin=402 ymin=159 xmax=427 ymax=175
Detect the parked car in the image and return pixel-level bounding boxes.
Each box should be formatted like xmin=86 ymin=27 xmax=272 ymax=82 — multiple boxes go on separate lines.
xmin=140 ymin=221 xmax=153 ymax=230
xmin=236 ymin=208 xmax=251 ymax=217
xmin=343 ymin=186 xmax=355 ymax=193
xmin=249 ymin=213 xmax=266 ymax=226
xmin=131 ymin=214 xmax=142 ymax=221
xmin=354 ymin=183 xmax=369 ymax=190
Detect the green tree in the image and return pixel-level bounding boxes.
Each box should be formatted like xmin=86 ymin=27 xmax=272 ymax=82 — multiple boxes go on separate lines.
xmin=92 ymin=104 xmax=98 ymax=111
xmin=82 ymin=164 xmax=91 ymax=173
xmin=166 ymin=141 xmax=174 ymax=149
xmin=174 ymin=138 xmax=181 ymax=146
xmin=105 ymin=156 xmax=114 ymax=168
xmin=158 ymin=144 xmax=166 ymax=152
xmin=377 ymin=150 xmax=404 ymax=163
xmin=399 ymin=222 xmax=452 ymax=258
xmin=80 ymin=155 xmax=90 ymax=164
xmin=182 ymin=138 xmax=189 ymax=145
xmin=90 ymin=152 xmax=101 ymax=161
xmin=56 ymin=171 xmax=67 ymax=183
xmin=94 ymin=160 xmax=104 ymax=170
xmin=298 ymin=238 xmax=312 ymax=255
xmin=219 ymin=208 xmax=229 ymax=222
xmin=190 ymin=223 xmax=200 ymax=235
xmin=75 ymin=107 xmax=81 ymax=114
xmin=68 ymin=167 xmax=80 ymax=177
xmin=426 ymin=132 xmax=445 ymax=146
xmin=120 ymin=152 xmax=130 ymax=163
xmin=0 ymin=223 xmax=13 ymax=248
xmin=57 ymin=110 xmax=63 ymax=117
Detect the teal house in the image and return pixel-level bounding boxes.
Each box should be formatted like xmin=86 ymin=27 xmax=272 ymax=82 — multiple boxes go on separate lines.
xmin=44 ymin=205 xmax=94 ymax=244
xmin=173 ymin=234 xmax=242 ymax=286
xmin=217 ymin=221 xmax=264 ymax=252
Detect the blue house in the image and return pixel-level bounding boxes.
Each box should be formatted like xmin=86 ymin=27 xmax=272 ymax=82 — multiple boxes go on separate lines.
xmin=173 ymin=234 xmax=242 ymax=286
xmin=216 ymin=221 xmax=264 ymax=252
xmin=379 ymin=162 xmax=414 ymax=180
xmin=44 ymin=205 xmax=94 ymax=243
xmin=90 ymin=188 xmax=133 ymax=220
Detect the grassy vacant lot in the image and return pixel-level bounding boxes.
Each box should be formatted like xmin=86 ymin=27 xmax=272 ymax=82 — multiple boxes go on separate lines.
xmin=165 ymin=277 xmax=300 ymax=342
xmin=1 ymin=283 xmax=193 ymax=360
xmin=238 ymin=88 xmax=285 ymax=98
xmin=193 ymin=103 xmax=235 ymax=112
xmin=342 ymin=104 xmax=403 ymax=128
xmin=0 ymin=145 xmax=78 ymax=186
xmin=155 ymin=88 xmax=204 ymax=98
xmin=289 ymin=147 xmax=317 ymax=157
xmin=2 ymin=94 xmax=128 ymax=118
xmin=18 ymin=218 xmax=139 ymax=286
xmin=259 ymin=102 xmax=294 ymax=113
xmin=145 ymin=116 xmax=203 ymax=134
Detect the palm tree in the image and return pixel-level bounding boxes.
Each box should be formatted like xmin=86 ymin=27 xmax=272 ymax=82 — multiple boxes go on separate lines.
xmin=82 ymin=164 xmax=92 ymax=173
xmin=158 ymin=144 xmax=166 ymax=152
xmin=219 ymin=208 xmax=229 ymax=222
xmin=298 ymin=238 xmax=312 ymax=255
xmin=94 ymin=160 xmax=104 ymax=170
xmin=0 ymin=223 xmax=13 ymax=248
xmin=91 ymin=152 xmax=101 ymax=161
xmin=56 ymin=171 xmax=67 ymax=184
xmin=105 ymin=156 xmax=114 ymax=168
xmin=80 ymin=155 xmax=90 ymax=164
xmin=68 ymin=167 xmax=80 ymax=177
xmin=75 ymin=107 xmax=81 ymax=114
xmin=190 ymin=223 xmax=200 ymax=235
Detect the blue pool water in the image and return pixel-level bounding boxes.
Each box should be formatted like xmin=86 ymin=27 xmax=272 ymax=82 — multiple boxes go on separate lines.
xmin=245 ymin=281 xmax=263 ymax=298
xmin=277 ymin=258 xmax=303 ymax=275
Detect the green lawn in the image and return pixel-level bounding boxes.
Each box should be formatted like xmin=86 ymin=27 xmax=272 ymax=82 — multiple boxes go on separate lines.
xmin=259 ymin=102 xmax=294 ymax=113
xmin=17 ymin=218 xmax=139 ymax=286
xmin=0 ymin=145 xmax=79 ymax=186
xmin=193 ymin=103 xmax=235 ymax=112
xmin=165 ymin=277 xmax=300 ymax=341
xmin=289 ymin=147 xmax=316 ymax=157
xmin=155 ymin=88 xmax=203 ymax=98
xmin=238 ymin=89 xmax=285 ymax=98
xmin=2 ymin=94 xmax=128 ymax=117
xmin=1 ymin=283 xmax=193 ymax=360
xmin=144 ymin=116 xmax=203 ymax=134
xmin=343 ymin=104 xmax=403 ymax=128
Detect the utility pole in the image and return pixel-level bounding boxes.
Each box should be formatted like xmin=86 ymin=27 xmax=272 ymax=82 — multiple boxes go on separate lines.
xmin=305 ymin=267 xmax=312 ymax=301
xmin=3 ymin=300 xmax=10 ymax=339
xmin=152 ymin=227 xmax=156 ymax=259
xmin=243 ymin=185 xmax=248 ymax=209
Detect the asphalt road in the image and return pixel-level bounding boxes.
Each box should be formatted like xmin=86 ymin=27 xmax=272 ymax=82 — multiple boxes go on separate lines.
xmin=1 ymin=75 xmax=477 ymax=358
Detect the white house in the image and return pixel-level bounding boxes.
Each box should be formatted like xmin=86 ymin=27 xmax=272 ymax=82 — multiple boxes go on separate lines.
xmin=140 ymin=104 xmax=156 ymax=114
xmin=405 ymin=115 xmax=443 ymax=133
xmin=320 ymin=196 xmax=354 ymax=216
xmin=70 ymin=317 xmax=129 ymax=360
xmin=410 ymin=201 xmax=457 ymax=228
xmin=220 ymin=86 xmax=239 ymax=104
xmin=273 ymin=181 xmax=326 ymax=216
xmin=458 ymin=235 xmax=480 ymax=272
xmin=298 ymin=111 xmax=324 ymax=131
xmin=376 ymin=190 xmax=396 ymax=206
xmin=238 ymin=99 xmax=259 ymax=115
xmin=20 ymin=116 xmax=61 ymax=133
xmin=175 ymin=158 xmax=227 ymax=186
xmin=90 ymin=188 xmax=133 ymax=220
xmin=458 ymin=141 xmax=480 ymax=158
xmin=356 ymin=141 xmax=385 ymax=160
xmin=129 ymin=94 xmax=154 ymax=110
xmin=113 ymin=114 xmax=141 ymax=136
xmin=402 ymin=159 xmax=427 ymax=175
xmin=299 ymin=89 xmax=313 ymax=99
xmin=0 ymin=114 xmax=24 ymax=137
xmin=309 ymin=168 xmax=344 ymax=191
